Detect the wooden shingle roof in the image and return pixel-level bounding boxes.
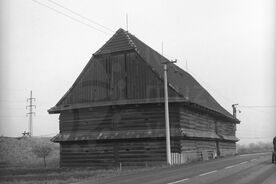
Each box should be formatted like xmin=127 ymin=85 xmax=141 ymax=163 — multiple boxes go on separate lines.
xmin=49 ymin=28 xmax=238 ymax=122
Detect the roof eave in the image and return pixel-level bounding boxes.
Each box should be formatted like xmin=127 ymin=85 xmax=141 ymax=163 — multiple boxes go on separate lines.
xmin=48 ymin=98 xmax=240 ymax=123
xmin=93 ymin=48 xmax=135 ymax=57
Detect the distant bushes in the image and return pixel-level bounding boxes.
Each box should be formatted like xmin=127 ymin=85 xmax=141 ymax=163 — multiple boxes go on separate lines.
xmin=237 ymin=142 xmax=273 ymax=154
xmin=0 ymin=137 xmax=59 ymax=168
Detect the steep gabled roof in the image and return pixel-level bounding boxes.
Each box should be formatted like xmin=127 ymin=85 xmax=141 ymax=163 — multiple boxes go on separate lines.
xmin=50 ymin=28 xmax=237 ymax=121
xmin=94 ymin=28 xmax=234 ymax=119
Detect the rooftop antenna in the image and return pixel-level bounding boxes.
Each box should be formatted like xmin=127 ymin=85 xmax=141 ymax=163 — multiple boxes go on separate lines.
xmin=162 ymin=41 xmax=164 ymax=55
xmin=126 ymin=13 xmax=128 ymax=31
xmin=186 ymin=59 xmax=188 ymax=71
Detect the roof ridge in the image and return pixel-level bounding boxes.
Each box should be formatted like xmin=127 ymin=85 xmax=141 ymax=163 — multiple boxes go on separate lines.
xmin=122 ymin=30 xmax=137 ymax=51
xmin=94 ymin=28 xmax=135 ymax=55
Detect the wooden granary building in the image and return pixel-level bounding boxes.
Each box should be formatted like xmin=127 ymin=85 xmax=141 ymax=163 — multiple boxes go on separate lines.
xmin=49 ymin=28 xmax=240 ymax=168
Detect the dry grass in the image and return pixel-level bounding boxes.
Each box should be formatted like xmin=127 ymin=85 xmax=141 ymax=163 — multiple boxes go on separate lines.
xmin=0 ymin=137 xmax=59 ymax=168
xmin=0 ymin=165 xmax=170 ymax=184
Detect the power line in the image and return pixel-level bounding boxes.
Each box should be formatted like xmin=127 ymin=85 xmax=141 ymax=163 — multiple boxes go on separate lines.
xmin=47 ymin=0 xmax=114 ymax=33
xmin=239 ymin=105 xmax=276 ymax=108
xmin=238 ymin=137 xmax=273 ymax=139
xmin=0 ymin=100 xmax=26 ymax=104
xmin=0 ymin=115 xmax=55 ymax=119
xmin=188 ymin=69 xmax=235 ymax=104
xmin=31 ymin=0 xmax=112 ymax=36
xmin=0 ymin=116 xmax=26 ymax=119
xmin=237 ymin=107 xmax=276 ymax=116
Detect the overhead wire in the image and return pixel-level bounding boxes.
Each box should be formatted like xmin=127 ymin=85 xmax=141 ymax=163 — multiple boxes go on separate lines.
xmin=31 ymin=0 xmax=112 ymax=36
xmin=187 ymin=69 xmax=235 ymax=104
xmin=47 ymin=0 xmax=114 ymax=33
xmin=175 ymin=61 xmax=275 ymax=110
xmin=239 ymin=105 xmax=276 ymax=108
xmin=238 ymin=136 xmax=273 ymax=139
xmin=160 ymin=56 xmax=273 ymax=111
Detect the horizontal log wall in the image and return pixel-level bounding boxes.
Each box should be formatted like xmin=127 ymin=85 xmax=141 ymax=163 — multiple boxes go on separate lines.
xmin=219 ymin=142 xmax=236 ymax=156
xmin=59 ymin=104 xmax=179 ymax=132
xmin=118 ymin=139 xmax=180 ymax=166
xmin=180 ymin=140 xmax=217 ymax=163
xmin=60 ymin=139 xmax=180 ymax=168
xmin=179 ymin=106 xmax=237 ymax=161
xmin=58 ymin=102 xmax=237 ymax=167
xmin=217 ymin=121 xmax=236 ymax=136
xmin=60 ymin=141 xmax=115 ymax=168
xmin=58 ymin=103 xmax=181 ymax=167
xmin=180 ymin=106 xmax=237 ymax=138
xmin=59 ymin=52 xmax=180 ymax=106
xmin=179 ymin=107 xmax=216 ymax=132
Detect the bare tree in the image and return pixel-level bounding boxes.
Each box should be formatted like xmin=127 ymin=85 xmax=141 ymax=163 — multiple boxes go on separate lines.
xmin=32 ymin=144 xmax=52 ymax=168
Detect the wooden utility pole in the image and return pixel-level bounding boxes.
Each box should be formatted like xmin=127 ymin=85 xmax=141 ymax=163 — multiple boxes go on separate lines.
xmin=162 ymin=59 xmax=177 ymax=165
xmin=26 ymin=90 xmax=36 ymax=137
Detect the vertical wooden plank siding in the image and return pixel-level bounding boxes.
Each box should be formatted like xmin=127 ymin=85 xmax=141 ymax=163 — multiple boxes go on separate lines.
xmin=58 ymin=52 xmax=180 ymax=106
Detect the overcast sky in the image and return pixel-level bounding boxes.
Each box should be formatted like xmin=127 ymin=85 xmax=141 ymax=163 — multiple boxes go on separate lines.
xmin=0 ymin=0 xmax=275 ymax=144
